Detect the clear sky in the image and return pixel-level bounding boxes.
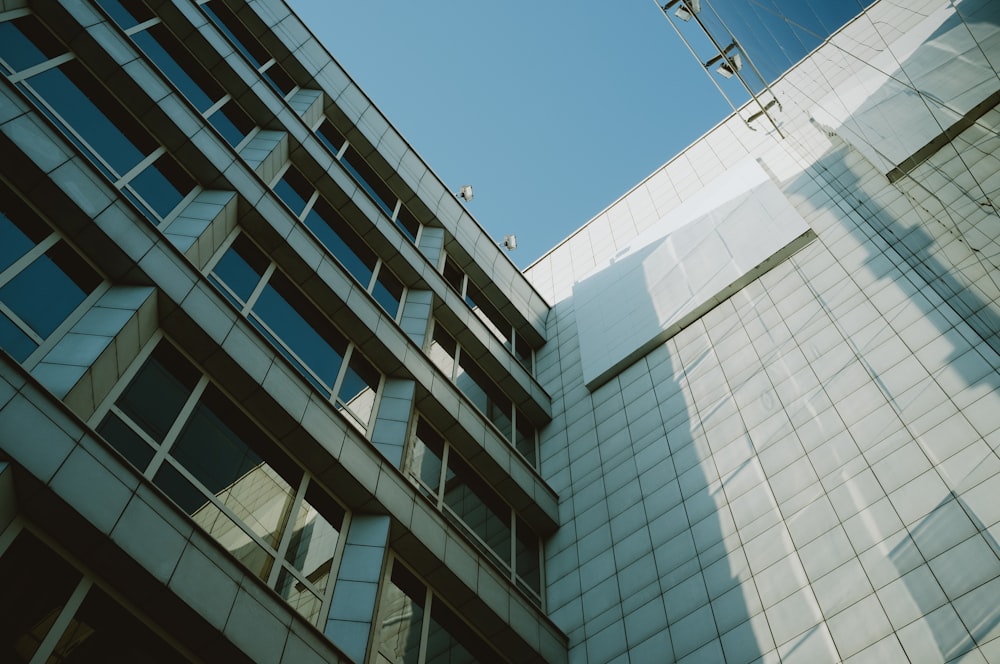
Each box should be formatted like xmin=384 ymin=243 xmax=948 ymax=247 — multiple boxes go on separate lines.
xmin=285 ymin=1 xmax=733 ymax=268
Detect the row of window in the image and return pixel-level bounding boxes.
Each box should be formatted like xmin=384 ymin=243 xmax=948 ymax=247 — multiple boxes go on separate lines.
xmin=208 ymin=231 xmax=383 ymax=435
xmin=409 ymin=418 xmax=542 ymax=601
xmin=0 ymin=180 xmax=102 ymax=365
xmin=443 ymin=255 xmax=533 ymax=373
xmin=1 ymin=528 xmax=189 ymax=662
xmin=0 ymin=15 xmax=196 ymax=226
xmin=0 ymin=524 xmax=506 ymax=664
xmin=0 ymin=6 xmax=547 ymax=652
xmin=377 ymin=559 xmax=504 ymax=664
xmin=97 ymin=340 xmax=346 ymax=628
xmin=96 ymin=0 xmax=255 ymax=148
xmin=272 ymin=164 xmax=406 ymax=318
xmin=314 ymin=118 xmax=421 ymax=243
xmin=430 ymin=324 xmax=538 ymax=467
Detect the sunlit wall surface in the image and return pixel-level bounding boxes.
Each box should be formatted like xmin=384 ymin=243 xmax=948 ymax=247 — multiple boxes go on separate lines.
xmin=530 ymin=0 xmax=1000 ymax=661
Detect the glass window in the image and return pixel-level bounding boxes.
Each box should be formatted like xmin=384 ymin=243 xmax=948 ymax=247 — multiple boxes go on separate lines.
xmin=209 ymin=232 xmax=384 ymax=434
xmin=208 ymin=100 xmax=254 ymax=147
xmin=303 ymin=199 xmax=375 ymax=287
xmin=130 ymin=23 xmax=221 ymax=113
xmin=47 ymin=587 xmax=187 ymax=663
xmin=378 ymin=564 xmax=425 ymax=664
xmin=98 ymin=340 xmax=347 ymax=626
xmin=0 ymin=530 xmax=83 ymax=662
xmin=273 ymin=167 xmax=313 ymax=217
xmin=210 ymin=234 xmax=268 ymax=304
xmin=408 ymin=418 xmax=541 ymax=599
xmin=442 ymin=448 xmax=511 ymax=564
xmin=442 ymin=256 xmax=532 ymax=373
xmin=201 ymin=1 xmax=294 ymax=97
xmin=26 ymin=61 xmax=152 ymax=177
xmin=0 ymin=186 xmax=100 ymax=363
xmin=93 ymin=0 xmax=155 ymax=30
xmin=376 ymin=561 xmax=501 ymax=664
xmin=255 ymin=272 xmax=347 ymax=390
xmin=428 ymin=322 xmax=537 ymax=468
xmin=273 ymin=166 xmax=405 ymax=319
xmin=0 ymin=15 xmax=65 ymax=74
xmin=10 ymin=49 xmax=193 ymax=224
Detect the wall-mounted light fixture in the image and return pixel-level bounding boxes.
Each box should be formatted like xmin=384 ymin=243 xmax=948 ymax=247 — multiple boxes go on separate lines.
xmin=455 ymin=185 xmax=474 ymax=202
xmin=503 ymin=235 xmax=517 ymax=251
xmin=705 ymin=42 xmax=742 ymax=78
xmin=662 ymin=0 xmax=701 ymax=21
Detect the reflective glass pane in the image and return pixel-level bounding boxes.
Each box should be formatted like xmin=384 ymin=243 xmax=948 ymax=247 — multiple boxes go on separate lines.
xmin=284 ymin=484 xmax=343 ymax=594
xmin=0 ymin=311 xmax=37 ymax=362
xmin=26 ymin=62 xmax=152 ymax=176
xmin=132 ymin=24 xmax=217 ymax=113
xmin=275 ymin=567 xmax=322 ymax=626
xmin=173 ymin=386 xmax=298 ymax=547
xmin=316 ymin=120 xmax=346 ymax=155
xmin=0 ymin=530 xmax=82 ymax=662
xmin=154 ymin=462 xmax=274 ymax=580
xmin=377 ymin=565 xmax=424 ymax=664
xmin=340 ymin=155 xmax=393 ymax=217
xmin=128 ymin=153 xmax=191 ymax=220
xmin=0 ymin=16 xmax=65 ymax=73
xmin=515 ymin=517 xmax=541 ymax=593
xmin=97 ymin=412 xmax=155 ymax=470
xmin=302 ymin=201 xmax=375 ymax=286
xmin=411 ymin=420 xmax=444 ymax=494
xmin=94 ymin=0 xmax=155 ymax=30
xmin=515 ymin=412 xmax=536 ymax=467
xmin=211 ymin=235 xmax=267 ymax=303
xmin=254 ymin=274 xmax=345 ymax=388
xmin=0 ymin=243 xmax=95 ymax=338
xmin=372 ymin=268 xmax=403 ymax=318
xmin=337 ymin=351 xmax=379 ymax=428
xmin=116 ymin=344 xmax=197 ymax=443
xmin=272 ymin=167 xmax=312 ymax=217
xmin=394 ymin=208 xmax=419 ymax=244
xmin=202 ymin=2 xmax=267 ymax=68
xmin=443 ymin=452 xmax=511 ymax=565
xmin=46 ymin=587 xmax=186 ymax=663
xmin=208 ymin=101 xmax=253 ymax=147
xmin=428 ymin=327 xmax=456 ymax=378
xmin=425 ymin=600 xmax=494 ymax=664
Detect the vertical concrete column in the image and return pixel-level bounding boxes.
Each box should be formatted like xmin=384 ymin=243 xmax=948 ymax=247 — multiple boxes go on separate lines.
xmin=31 ymin=286 xmax=157 ymax=420
xmin=239 ymin=129 xmax=288 ymax=183
xmin=398 ymin=289 xmax=433 ymax=347
xmin=325 ymin=514 xmax=391 ymax=663
xmin=369 ymin=379 xmax=415 ymax=467
xmin=416 ymin=225 xmax=445 ymax=267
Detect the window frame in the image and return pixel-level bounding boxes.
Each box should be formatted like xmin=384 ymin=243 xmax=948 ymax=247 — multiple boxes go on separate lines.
xmin=207 ymin=229 xmax=385 ymax=437
xmin=91 ymin=334 xmax=351 ymax=628
xmin=0 ymin=180 xmax=106 ymax=367
xmin=271 ymin=163 xmax=407 ymax=321
xmin=405 ymin=417 xmax=543 ymax=605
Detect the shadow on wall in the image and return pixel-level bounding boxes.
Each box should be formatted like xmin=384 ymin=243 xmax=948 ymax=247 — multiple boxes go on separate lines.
xmin=891 ymin=491 xmax=1000 ymax=662
xmin=781 ymin=138 xmax=1000 ymax=658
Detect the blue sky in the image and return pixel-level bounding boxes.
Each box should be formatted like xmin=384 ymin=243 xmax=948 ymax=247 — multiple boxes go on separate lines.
xmin=286 ymin=1 xmax=733 ymax=268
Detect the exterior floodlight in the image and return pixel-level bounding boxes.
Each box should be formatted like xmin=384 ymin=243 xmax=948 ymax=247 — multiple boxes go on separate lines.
xmin=456 ymin=185 xmax=474 ymax=202
xmin=672 ymin=0 xmax=701 ymax=21
xmin=503 ymin=235 xmax=517 ymax=251
xmin=706 ymin=43 xmax=743 ymax=79
xmin=717 ymin=52 xmax=742 ymax=78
